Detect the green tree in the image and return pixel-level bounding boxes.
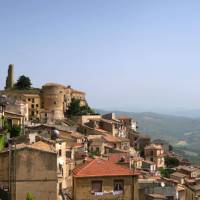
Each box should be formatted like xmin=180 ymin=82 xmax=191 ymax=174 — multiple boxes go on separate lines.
xmin=66 ymin=98 xmax=96 ymax=116
xmin=15 ymin=75 xmax=32 ymax=90
xmin=0 ymin=135 xmax=5 ymax=151
xmin=80 ymin=105 xmax=95 ymax=115
xmin=159 ymin=167 xmax=175 ymax=178
xmin=26 ymin=192 xmax=35 ymax=200
xmin=9 ymin=125 xmax=21 ymax=138
xmin=165 ymin=156 xmax=180 ymax=168
xmin=66 ymin=98 xmax=81 ymax=116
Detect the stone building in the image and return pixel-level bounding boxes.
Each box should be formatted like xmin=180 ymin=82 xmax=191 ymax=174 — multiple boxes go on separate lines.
xmin=0 ymin=141 xmax=57 ymax=200
xmin=34 ymin=135 xmax=71 ymax=199
xmin=144 ymin=144 xmax=165 ymax=169
xmin=83 ymin=113 xmax=127 ymax=138
xmin=176 ymin=166 xmax=200 ymax=179
xmin=1 ymin=65 xmax=86 ymax=122
xmin=128 ymin=131 xmax=151 ymax=150
xmin=88 ymin=134 xmax=130 ymax=155
xmin=72 ymin=158 xmax=139 ymax=200
xmin=138 ymin=177 xmax=177 ymax=200
xmin=4 ymin=111 xmax=24 ymax=127
xmin=185 ymin=179 xmax=200 ymax=200
xmin=118 ymin=115 xmax=137 ymax=132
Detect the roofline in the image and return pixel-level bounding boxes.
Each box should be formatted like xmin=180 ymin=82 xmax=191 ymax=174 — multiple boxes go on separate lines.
xmin=73 ymin=174 xmax=139 ymax=178
xmin=0 ymin=146 xmax=57 ymax=154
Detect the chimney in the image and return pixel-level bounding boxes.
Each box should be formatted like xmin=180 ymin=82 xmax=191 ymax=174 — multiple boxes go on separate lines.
xmin=5 ymin=64 xmax=14 ymax=89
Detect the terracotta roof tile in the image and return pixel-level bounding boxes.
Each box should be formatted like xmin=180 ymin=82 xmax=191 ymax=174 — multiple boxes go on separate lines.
xmin=108 ymin=153 xmax=129 ymax=163
xmin=73 ymin=158 xmax=135 ymax=177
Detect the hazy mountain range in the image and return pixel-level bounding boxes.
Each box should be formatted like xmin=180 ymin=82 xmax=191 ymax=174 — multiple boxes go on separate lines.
xmin=96 ymin=109 xmax=200 ymax=163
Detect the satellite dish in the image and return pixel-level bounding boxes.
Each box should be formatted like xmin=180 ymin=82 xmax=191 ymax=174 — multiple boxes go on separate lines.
xmin=51 ymin=129 xmax=60 ymax=140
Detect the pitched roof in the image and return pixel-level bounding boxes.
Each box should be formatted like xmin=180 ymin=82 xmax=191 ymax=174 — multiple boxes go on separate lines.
xmin=118 ymin=115 xmax=136 ymax=121
xmin=31 ymin=141 xmax=56 ymax=153
xmin=108 ymin=153 xmax=129 ymax=163
xmin=145 ymin=144 xmax=163 ymax=150
xmin=171 ymin=172 xmax=187 ymax=178
xmin=177 ymin=165 xmax=199 ymax=172
xmin=0 ymin=141 xmax=56 ymax=154
xmin=103 ymin=134 xmax=122 ymax=143
xmin=73 ymin=158 xmax=135 ymax=178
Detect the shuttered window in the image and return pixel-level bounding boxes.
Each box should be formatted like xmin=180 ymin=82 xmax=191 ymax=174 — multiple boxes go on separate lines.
xmin=91 ymin=181 xmax=102 ymax=192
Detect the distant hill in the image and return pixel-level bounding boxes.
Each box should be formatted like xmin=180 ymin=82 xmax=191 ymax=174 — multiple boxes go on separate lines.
xmin=96 ymin=109 xmax=200 ymax=163
xmin=171 ymin=109 xmax=200 ymax=118
xmin=96 ymin=109 xmax=200 ymax=143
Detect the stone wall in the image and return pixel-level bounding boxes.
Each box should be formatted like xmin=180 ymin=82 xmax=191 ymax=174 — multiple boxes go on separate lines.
xmin=0 ymin=148 xmax=57 ymax=200
xmin=73 ymin=176 xmax=138 ymax=200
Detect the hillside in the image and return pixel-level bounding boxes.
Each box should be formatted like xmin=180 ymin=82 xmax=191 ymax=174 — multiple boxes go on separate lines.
xmin=96 ymin=109 xmax=200 ymax=163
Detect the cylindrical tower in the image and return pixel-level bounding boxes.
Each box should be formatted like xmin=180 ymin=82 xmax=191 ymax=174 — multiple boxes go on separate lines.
xmin=41 ymin=83 xmax=65 ymax=120
xmin=5 ymin=64 xmax=14 ymax=89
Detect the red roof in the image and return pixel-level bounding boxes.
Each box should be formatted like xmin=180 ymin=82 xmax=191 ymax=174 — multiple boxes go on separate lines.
xmin=73 ymin=158 xmax=136 ymax=178
xmin=108 ymin=153 xmax=129 ymax=163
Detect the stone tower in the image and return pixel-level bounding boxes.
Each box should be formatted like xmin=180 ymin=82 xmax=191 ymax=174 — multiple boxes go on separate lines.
xmin=5 ymin=64 xmax=14 ymax=89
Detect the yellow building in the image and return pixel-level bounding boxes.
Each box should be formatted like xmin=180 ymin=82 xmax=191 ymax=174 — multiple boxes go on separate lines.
xmin=0 ymin=142 xmax=57 ymax=200
xmin=73 ymin=158 xmax=139 ymax=200
xmin=0 ymin=84 xmax=86 ymax=122
xmin=0 ymin=65 xmax=87 ymax=122
xmin=4 ymin=111 xmax=24 ymax=126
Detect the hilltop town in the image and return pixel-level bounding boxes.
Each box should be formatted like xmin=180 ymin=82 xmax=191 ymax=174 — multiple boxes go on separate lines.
xmin=0 ymin=65 xmax=200 ymax=200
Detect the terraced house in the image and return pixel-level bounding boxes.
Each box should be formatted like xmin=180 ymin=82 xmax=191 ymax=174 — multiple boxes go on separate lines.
xmin=72 ymin=158 xmax=139 ymax=200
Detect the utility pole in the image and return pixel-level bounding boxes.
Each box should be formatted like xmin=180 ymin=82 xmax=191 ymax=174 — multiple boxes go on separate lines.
xmin=8 ymin=138 xmax=16 ymax=200
xmin=8 ymin=139 xmax=12 ymax=200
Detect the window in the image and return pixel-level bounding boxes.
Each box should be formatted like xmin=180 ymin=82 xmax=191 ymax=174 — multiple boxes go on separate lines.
xmin=114 ymin=180 xmax=124 ymax=191
xmin=96 ymin=147 xmax=100 ymax=153
xmin=59 ymin=164 xmax=63 ymax=176
xmin=91 ymin=181 xmax=102 ymax=193
xmin=31 ymin=104 xmax=34 ymax=108
xmin=59 ymin=182 xmax=62 ymax=194
xmin=31 ymin=111 xmax=34 ymax=116
xmin=58 ymin=149 xmax=62 ymax=156
xmin=32 ymin=98 xmax=35 ymax=103
xmin=36 ymin=104 xmax=39 ymax=107
xmin=28 ymin=98 xmax=31 ymax=101
xmin=54 ymin=101 xmax=57 ymax=105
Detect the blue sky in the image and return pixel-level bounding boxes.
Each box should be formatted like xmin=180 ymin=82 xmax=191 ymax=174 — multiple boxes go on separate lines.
xmin=1 ymin=0 xmax=200 ymax=113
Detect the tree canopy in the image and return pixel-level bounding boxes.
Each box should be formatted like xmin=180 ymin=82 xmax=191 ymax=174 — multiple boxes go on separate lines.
xmin=9 ymin=124 xmax=21 ymax=138
xmin=15 ymin=75 xmax=32 ymax=90
xmin=165 ymin=156 xmax=180 ymax=168
xmin=159 ymin=167 xmax=175 ymax=178
xmin=66 ymin=98 xmax=96 ymax=117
